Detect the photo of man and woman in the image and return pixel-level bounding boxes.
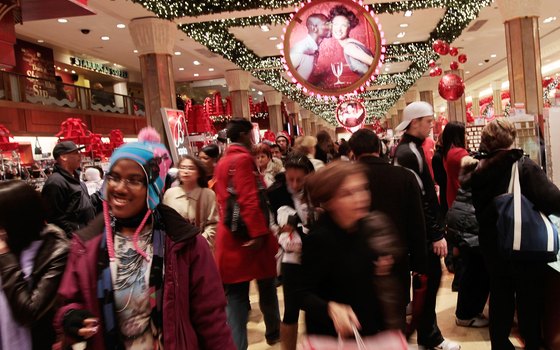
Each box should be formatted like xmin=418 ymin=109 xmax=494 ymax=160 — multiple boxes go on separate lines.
xmin=286 ymin=0 xmax=381 ymax=95
xmin=336 ymin=99 xmax=366 ymax=128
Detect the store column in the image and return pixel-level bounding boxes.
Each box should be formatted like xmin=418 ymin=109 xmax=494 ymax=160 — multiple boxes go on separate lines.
xmin=492 ymin=81 xmax=504 ymax=116
xmin=264 ymin=90 xmax=283 ymax=133
xmin=405 ymin=89 xmax=419 ymax=105
xmin=496 ymin=0 xmax=543 ymax=117
xmin=310 ymin=114 xmax=318 ymax=136
xmin=396 ymin=99 xmax=406 ymax=126
xmin=286 ymin=101 xmax=300 ymax=136
xmin=224 ymin=69 xmax=251 ymax=120
xmin=129 ymin=17 xmax=177 ymax=140
xmin=300 ymin=109 xmax=312 ymax=136
xmin=420 ymin=90 xmax=434 ymax=107
xmin=446 ymin=69 xmax=467 ymax=123
xmin=472 ymin=93 xmax=480 ymax=119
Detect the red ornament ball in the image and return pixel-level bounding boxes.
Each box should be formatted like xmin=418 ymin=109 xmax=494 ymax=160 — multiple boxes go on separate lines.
xmin=429 ymin=68 xmax=437 ymax=77
xmin=434 ymin=67 xmax=443 ymax=76
xmin=432 ymin=39 xmax=444 ymax=52
xmin=450 ymin=61 xmax=459 ymax=70
xmin=428 ymin=59 xmax=437 ymax=68
xmin=449 ymin=47 xmax=459 ymax=56
xmin=438 ymin=73 xmax=465 ymax=101
xmin=458 ymin=54 xmax=468 ymax=64
xmin=543 ymin=76 xmax=554 ymax=88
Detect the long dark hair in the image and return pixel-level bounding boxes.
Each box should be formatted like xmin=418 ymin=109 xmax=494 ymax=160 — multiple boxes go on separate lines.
xmin=178 ymin=155 xmax=208 ymax=188
xmin=442 ymin=121 xmax=466 ymax=157
xmin=0 ymin=180 xmax=45 ymax=254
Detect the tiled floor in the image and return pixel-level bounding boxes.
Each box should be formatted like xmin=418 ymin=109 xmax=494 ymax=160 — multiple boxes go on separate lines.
xmin=247 ymin=268 xmax=524 ymax=350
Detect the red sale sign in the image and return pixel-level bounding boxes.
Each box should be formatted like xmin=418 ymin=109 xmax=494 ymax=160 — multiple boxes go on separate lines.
xmin=161 ymin=108 xmax=191 ymax=163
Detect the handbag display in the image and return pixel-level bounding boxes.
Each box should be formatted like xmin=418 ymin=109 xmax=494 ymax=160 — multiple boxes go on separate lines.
xmin=494 ymin=161 xmax=559 ymax=261
xmin=302 ymin=325 xmax=407 ymax=350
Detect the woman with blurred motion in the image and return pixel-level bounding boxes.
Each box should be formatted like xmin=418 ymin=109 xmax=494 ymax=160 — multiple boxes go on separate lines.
xmin=298 ymin=161 xmax=406 ymax=340
xmin=0 ymin=180 xmax=68 ymax=350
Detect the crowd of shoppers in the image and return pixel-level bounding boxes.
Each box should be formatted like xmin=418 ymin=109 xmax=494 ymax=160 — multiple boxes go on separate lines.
xmin=1 ymin=103 xmax=559 ymax=350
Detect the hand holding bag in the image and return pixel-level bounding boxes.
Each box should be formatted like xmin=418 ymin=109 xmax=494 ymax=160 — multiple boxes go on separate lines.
xmin=302 ymin=325 xmax=407 ymax=350
xmin=494 ymin=161 xmax=559 ymax=261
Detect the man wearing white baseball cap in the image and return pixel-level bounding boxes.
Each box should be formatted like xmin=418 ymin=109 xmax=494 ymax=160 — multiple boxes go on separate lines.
xmin=394 ymin=101 xmax=461 ymax=350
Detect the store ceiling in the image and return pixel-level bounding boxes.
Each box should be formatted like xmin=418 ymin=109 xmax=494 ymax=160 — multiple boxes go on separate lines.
xmin=13 ymin=0 xmax=560 ymax=123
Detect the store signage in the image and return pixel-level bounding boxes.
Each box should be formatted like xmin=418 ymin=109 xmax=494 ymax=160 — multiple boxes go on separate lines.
xmin=335 ymin=98 xmax=366 ymax=133
xmin=70 ymin=57 xmax=128 ymax=79
xmin=161 ymin=108 xmax=191 ymax=163
xmin=15 ymin=40 xmax=56 ymax=98
xmin=281 ymin=0 xmax=384 ymax=98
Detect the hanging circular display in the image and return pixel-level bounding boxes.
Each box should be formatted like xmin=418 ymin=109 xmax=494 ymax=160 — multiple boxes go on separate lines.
xmin=280 ymin=0 xmax=385 ymax=97
xmin=335 ymin=98 xmax=366 ymax=132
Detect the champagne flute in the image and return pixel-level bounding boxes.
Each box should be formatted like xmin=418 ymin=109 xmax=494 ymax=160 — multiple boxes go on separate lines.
xmin=331 ymin=62 xmax=344 ymax=85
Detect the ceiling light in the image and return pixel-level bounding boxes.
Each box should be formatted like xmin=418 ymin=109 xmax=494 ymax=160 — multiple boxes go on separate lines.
xmin=179 ymin=67 xmax=185 ymax=71
xmin=257 ymin=91 xmax=263 ymax=95
xmin=269 ymin=36 xmax=278 ymax=41
xmin=57 ymin=18 xmax=68 ymax=23
xmin=466 ymin=71 xmax=470 ymax=74
xmin=64 ymin=68 xmax=68 ymax=72
xmin=397 ymin=32 xmax=406 ymax=38
xmin=194 ymin=73 xmax=199 ymax=77
xmin=174 ymin=51 xmax=181 ymax=55
xmin=490 ymin=54 xmax=497 ymax=58
xmin=116 ymin=23 xmax=126 ymax=29
xmin=37 ymin=39 xmax=44 ymax=43
xmin=404 ymin=10 xmax=413 ymax=17
xmin=57 ymin=67 xmax=61 ymax=70
xmin=260 ymin=25 xmax=270 ymax=32
xmin=393 ymin=41 xmax=401 ymax=45
xmin=208 ymin=68 xmax=215 ymax=72
xmin=276 ymin=43 xmax=283 ymax=50
xmin=71 ymin=70 xmax=76 ymax=74
xmin=543 ymin=16 xmax=557 ymax=24
xmin=101 ymin=36 xmax=110 ymax=41
xmin=193 ymin=60 xmax=201 ymax=65
xmin=133 ymin=49 xmax=138 ymax=53
xmin=113 ymin=63 xmax=117 ymax=66
xmin=399 ymin=23 xmax=408 ymax=28
xmin=384 ymin=68 xmax=390 ymax=72
xmin=478 ymin=62 xmax=483 ymax=66
xmin=251 ymin=88 xmax=256 ymax=91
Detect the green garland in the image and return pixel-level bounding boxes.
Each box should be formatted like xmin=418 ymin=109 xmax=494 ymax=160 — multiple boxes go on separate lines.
xmin=134 ymin=0 xmax=492 ymax=125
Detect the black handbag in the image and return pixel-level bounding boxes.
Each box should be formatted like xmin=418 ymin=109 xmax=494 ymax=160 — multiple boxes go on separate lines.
xmin=34 ymin=137 xmax=43 ymax=155
xmin=223 ymin=164 xmax=270 ymax=241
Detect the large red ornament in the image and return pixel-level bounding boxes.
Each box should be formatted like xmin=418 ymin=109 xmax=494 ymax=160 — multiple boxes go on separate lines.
xmin=450 ymin=61 xmax=459 ymax=70
xmin=438 ymin=73 xmax=465 ymax=101
xmin=449 ymin=47 xmax=459 ymax=56
xmin=439 ymin=42 xmax=450 ymax=55
xmin=458 ymin=54 xmax=468 ymax=64
xmin=428 ymin=59 xmax=437 ymax=68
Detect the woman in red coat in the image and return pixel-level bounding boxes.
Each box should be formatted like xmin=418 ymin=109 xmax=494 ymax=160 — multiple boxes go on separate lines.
xmin=214 ymin=119 xmax=280 ymax=350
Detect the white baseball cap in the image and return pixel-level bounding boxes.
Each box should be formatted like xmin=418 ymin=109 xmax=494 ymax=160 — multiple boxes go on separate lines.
xmin=395 ymin=101 xmax=434 ymax=132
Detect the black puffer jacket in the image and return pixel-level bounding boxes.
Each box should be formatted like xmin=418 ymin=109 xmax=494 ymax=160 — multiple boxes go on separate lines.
xmin=446 ymin=187 xmax=479 ymax=248
xmin=0 ymin=224 xmax=69 ymax=350
xmin=41 ymin=164 xmax=96 ymax=236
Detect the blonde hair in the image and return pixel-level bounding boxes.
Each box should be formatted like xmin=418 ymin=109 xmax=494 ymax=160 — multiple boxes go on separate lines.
xmin=294 ymin=136 xmax=317 ymax=155
xmin=480 ymin=117 xmax=516 ymax=152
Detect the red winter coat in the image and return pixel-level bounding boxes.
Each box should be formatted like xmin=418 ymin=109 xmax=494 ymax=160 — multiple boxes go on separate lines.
xmin=54 ymin=205 xmax=235 ymax=350
xmin=214 ymin=144 xmax=278 ymax=284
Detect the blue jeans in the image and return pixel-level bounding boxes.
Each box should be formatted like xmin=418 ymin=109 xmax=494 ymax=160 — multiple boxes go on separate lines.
xmin=225 ymin=278 xmax=280 ymax=350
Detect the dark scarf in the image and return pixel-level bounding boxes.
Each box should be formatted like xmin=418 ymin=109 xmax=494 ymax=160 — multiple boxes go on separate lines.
xmin=96 ymin=210 xmax=165 ymax=349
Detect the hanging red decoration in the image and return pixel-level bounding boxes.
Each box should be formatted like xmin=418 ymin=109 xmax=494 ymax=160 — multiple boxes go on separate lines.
xmin=109 ymin=129 xmax=124 ymax=148
xmin=438 ymin=73 xmax=465 ymax=101
xmin=428 ymin=59 xmax=437 ymax=68
xmin=85 ymin=133 xmax=105 ymax=160
xmin=458 ymin=54 xmax=468 ymax=64
xmin=450 ymin=61 xmax=459 ymax=70
xmin=0 ymin=124 xmax=19 ymax=151
xmin=213 ymin=92 xmax=225 ymax=115
xmin=203 ymin=97 xmax=213 ymax=117
xmin=432 ymin=39 xmax=445 ymax=54
xmin=439 ymin=42 xmax=450 ymax=55
xmin=56 ymin=118 xmax=91 ymax=145
xmin=429 ymin=68 xmax=437 ymax=77
xmin=543 ymin=76 xmax=554 ymax=88
xmin=449 ymin=47 xmax=459 ymax=56
xmin=434 ymin=67 xmax=443 ymax=76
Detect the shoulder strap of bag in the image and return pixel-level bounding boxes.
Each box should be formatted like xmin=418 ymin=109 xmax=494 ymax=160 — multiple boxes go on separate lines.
xmin=509 ymin=161 xmax=523 ymax=251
